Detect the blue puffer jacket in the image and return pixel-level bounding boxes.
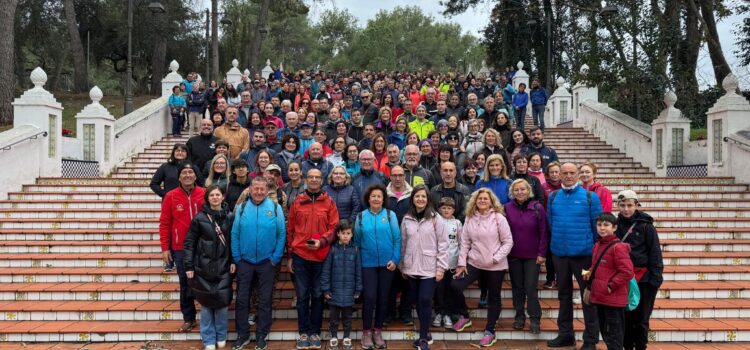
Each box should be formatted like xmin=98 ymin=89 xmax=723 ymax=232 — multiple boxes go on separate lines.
xmin=476 ymin=176 xmax=512 ymax=204
xmin=530 ymin=87 xmax=548 ymax=106
xmin=320 ymin=242 xmax=363 ymax=307
xmin=231 ymin=197 xmax=286 ymax=265
xmin=547 ymin=184 xmax=603 ymax=257
xmin=354 ymin=208 xmax=401 ymax=268
xmin=351 ymin=170 xmax=387 ymax=207
xmin=323 ymin=184 xmax=361 ymax=223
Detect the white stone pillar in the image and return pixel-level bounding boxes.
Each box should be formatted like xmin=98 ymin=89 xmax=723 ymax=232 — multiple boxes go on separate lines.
xmin=75 ymin=86 xmax=116 ymax=175
xmin=707 ymin=73 xmax=750 ymax=177
xmin=651 ymin=91 xmax=691 ymax=176
xmin=226 ymin=59 xmax=243 ymax=87
xmin=571 ymin=64 xmax=598 ymax=128
xmin=546 ymin=76 xmax=573 ymax=127
xmin=161 ymin=60 xmax=183 ymax=97
xmin=11 ymin=67 xmax=63 ymax=178
xmin=261 ymin=59 xmax=273 ymax=81
xmin=512 ymin=61 xmax=529 ymax=92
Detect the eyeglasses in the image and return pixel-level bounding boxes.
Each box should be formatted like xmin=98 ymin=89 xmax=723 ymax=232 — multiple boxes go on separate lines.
xmin=448 ymin=136 xmax=458 ymax=140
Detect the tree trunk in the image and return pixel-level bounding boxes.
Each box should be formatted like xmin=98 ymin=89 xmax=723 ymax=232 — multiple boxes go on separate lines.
xmin=48 ymin=49 xmax=68 ymax=91
xmin=150 ymin=33 xmax=167 ymax=96
xmin=245 ymin=0 xmax=271 ymax=75
xmin=0 ymin=0 xmax=19 ymax=125
xmin=694 ymin=0 xmax=732 ymax=84
xmin=63 ymin=0 xmax=88 ymax=93
xmin=211 ymin=0 xmax=219 ymax=80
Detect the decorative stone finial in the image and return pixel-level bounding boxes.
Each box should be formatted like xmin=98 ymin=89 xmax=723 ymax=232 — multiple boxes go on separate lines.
xmin=580 ymin=64 xmax=590 ymax=76
xmin=517 ymin=61 xmax=524 ymax=70
xmin=244 ymin=69 xmax=250 ymax=76
xmin=169 ymin=60 xmax=179 ymax=73
xmin=30 ymin=67 xmax=47 ymax=88
xmin=196 ymin=74 xmax=202 ymax=83
xmin=266 ymin=59 xmax=271 ymax=66
xmin=556 ymin=76 xmax=565 ymax=87
xmin=232 ymin=59 xmax=239 ymax=68
xmin=722 ymin=73 xmax=738 ymax=93
xmin=664 ymin=91 xmax=677 ymax=108
xmin=89 ymin=86 xmax=103 ymax=104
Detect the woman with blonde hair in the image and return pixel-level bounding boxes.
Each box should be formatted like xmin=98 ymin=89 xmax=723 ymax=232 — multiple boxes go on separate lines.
xmin=205 ymin=154 xmax=230 ymax=191
xmin=450 ymin=188 xmax=513 ymax=347
xmin=323 ymin=165 xmax=361 ymax=223
xmin=475 ymin=154 xmax=512 ymax=204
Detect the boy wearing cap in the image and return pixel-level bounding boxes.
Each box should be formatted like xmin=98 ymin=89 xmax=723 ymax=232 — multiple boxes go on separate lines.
xmin=615 ymin=190 xmax=663 ymax=350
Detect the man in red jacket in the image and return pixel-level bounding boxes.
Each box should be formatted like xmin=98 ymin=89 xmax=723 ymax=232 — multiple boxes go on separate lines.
xmin=287 ymin=168 xmax=339 ymax=350
xmin=159 ymin=162 xmax=205 ymax=333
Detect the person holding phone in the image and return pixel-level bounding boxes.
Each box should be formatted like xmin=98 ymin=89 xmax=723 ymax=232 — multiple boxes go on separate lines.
xmin=450 ymin=188 xmax=514 ymax=348
xmin=354 ymin=184 xmax=401 ymax=349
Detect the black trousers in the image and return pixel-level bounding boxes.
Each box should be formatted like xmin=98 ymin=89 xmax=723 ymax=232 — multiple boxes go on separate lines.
xmin=386 ymin=268 xmax=411 ymax=320
xmin=451 ymin=264 xmax=505 ymax=333
xmin=624 ymin=282 xmax=659 ymax=350
xmin=508 ymin=257 xmax=542 ymax=321
xmin=597 ymin=305 xmax=625 ymax=350
xmin=434 ymin=270 xmax=458 ymax=316
xmin=329 ymin=305 xmax=353 ymax=339
xmin=235 ymin=260 xmax=275 ymax=340
xmin=553 ymin=255 xmax=599 ymax=344
xmin=545 ymin=249 xmax=556 ymax=283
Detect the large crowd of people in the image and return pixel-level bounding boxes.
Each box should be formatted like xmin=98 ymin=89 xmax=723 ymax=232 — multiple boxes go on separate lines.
xmin=155 ymin=69 xmax=664 ymax=350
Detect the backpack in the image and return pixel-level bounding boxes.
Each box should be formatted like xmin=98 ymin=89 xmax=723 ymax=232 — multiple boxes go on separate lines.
xmin=357 ymin=208 xmax=392 ymax=228
xmin=549 ymin=189 xmax=594 ymax=233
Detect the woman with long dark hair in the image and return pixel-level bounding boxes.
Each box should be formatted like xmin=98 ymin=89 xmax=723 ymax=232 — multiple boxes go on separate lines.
xmin=150 ymin=144 xmax=204 ymax=199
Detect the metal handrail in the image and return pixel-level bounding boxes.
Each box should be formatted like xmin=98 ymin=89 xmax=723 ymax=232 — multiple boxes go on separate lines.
xmin=0 ymin=131 xmax=48 ymax=151
xmin=724 ymin=135 xmax=750 ymax=150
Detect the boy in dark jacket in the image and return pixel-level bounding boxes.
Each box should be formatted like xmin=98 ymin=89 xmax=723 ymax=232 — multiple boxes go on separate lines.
xmin=585 ymin=213 xmax=634 ymax=350
xmin=615 ymin=190 xmax=664 ymax=350
xmin=321 ymin=220 xmax=362 ymax=350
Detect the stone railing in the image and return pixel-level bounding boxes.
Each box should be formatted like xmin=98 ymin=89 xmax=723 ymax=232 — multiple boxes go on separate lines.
xmin=111 ymin=95 xmax=169 ymax=171
xmin=0 ymin=125 xmax=48 ymax=198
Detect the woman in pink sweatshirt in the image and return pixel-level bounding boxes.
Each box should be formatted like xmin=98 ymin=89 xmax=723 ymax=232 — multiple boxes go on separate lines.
xmin=450 ymin=188 xmax=514 ymax=348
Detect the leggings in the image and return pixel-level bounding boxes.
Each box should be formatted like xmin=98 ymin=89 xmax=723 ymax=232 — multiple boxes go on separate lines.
xmin=362 ymin=267 xmax=395 ymax=330
xmin=409 ymin=276 xmax=437 ymax=340
xmin=451 ymin=264 xmax=505 ymax=333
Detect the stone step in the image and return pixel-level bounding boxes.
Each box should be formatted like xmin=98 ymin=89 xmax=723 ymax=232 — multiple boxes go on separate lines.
xmin=0 ymin=253 xmax=162 ymax=268
xmin=607 ymin=184 xmax=748 ymax=192
xmin=0 ymin=200 xmax=161 ymax=210
xmin=0 ymin=218 xmax=158 ymax=230
xmin=7 ymin=192 xmax=158 ymax=201
xmin=636 ymin=199 xmax=750 ymax=208
xmin=0 ymin=228 xmax=159 ymax=241
xmin=614 ymin=208 xmax=750 ymax=219
xmin=0 ymin=241 xmax=160 ymax=254
xmin=35 ymin=178 xmax=149 ymax=186
xmin=22 ymin=185 xmax=150 ymax=193
xmin=0 ymin=208 xmax=159 ymax=219
xmin=600 ymin=177 xmax=737 ymax=185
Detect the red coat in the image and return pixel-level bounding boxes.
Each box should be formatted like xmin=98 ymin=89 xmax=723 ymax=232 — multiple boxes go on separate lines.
xmin=590 ymin=234 xmax=634 ymax=307
xmin=584 ymin=181 xmax=613 ymax=212
xmin=159 ymin=186 xmax=205 ymax=252
xmin=287 ymin=190 xmax=339 ymax=262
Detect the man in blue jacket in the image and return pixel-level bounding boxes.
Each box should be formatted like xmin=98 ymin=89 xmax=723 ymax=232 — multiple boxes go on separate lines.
xmin=546 ymin=162 xmax=603 ymax=350
xmin=352 ymin=150 xmax=387 ymax=207
xmin=529 ymin=79 xmax=549 ymax=131
xmin=231 ymin=177 xmax=286 ymax=350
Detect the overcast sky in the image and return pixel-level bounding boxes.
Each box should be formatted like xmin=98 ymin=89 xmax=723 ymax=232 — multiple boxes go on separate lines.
xmin=307 ymin=0 xmax=748 ymax=89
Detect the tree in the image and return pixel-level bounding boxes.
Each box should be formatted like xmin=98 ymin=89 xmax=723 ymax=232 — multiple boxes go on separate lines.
xmin=63 ymin=0 xmax=88 ymax=92
xmin=0 ymin=0 xmax=19 ymax=124
xmin=735 ymin=4 xmax=750 ymax=66
xmin=211 ymin=0 xmax=219 ymax=80
xmin=314 ymin=9 xmax=358 ymax=61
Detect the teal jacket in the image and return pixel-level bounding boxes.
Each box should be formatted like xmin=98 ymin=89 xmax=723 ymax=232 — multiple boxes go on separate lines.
xmin=231 ymin=197 xmax=286 ymax=265
xmin=354 ymin=208 xmax=401 ymax=268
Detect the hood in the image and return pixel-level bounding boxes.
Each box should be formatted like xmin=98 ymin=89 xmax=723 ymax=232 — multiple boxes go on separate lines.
xmin=202 ymin=203 xmax=228 ymax=219
xmin=618 ymin=210 xmax=654 ymax=225
xmin=584 ymin=181 xmax=604 ymax=192
xmin=387 ymin=181 xmax=413 ymax=199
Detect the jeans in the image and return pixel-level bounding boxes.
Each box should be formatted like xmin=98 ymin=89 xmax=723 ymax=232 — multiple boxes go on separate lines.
xmin=598 ymin=305 xmax=625 ymax=350
xmin=292 ymin=254 xmax=324 ymax=336
xmin=386 ymin=269 xmax=411 ymax=320
xmin=451 ymin=264 xmax=505 ymax=333
xmin=172 ymin=250 xmax=196 ymax=322
xmin=508 ymin=257 xmax=542 ymax=321
xmin=171 ymin=113 xmax=184 ymax=136
xmin=624 ymin=282 xmax=659 ymax=350
xmin=434 ymin=270 xmax=458 ymax=316
xmin=329 ymin=306 xmax=353 ymax=339
xmin=362 ymin=267 xmax=395 ymax=330
xmin=408 ymin=277 xmax=437 ymax=340
xmin=235 ymin=260 xmax=275 ymax=341
xmin=200 ymin=306 xmax=228 ymax=346
xmin=532 ymin=105 xmax=546 ymax=130
xmin=515 ymin=107 xmax=527 ymax=130
xmin=553 ymin=255 xmax=599 ymax=344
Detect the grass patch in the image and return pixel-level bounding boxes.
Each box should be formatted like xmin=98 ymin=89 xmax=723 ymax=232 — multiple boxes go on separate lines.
xmin=691 ymin=128 xmax=707 ymax=141
xmin=0 ymin=93 xmax=153 ymax=137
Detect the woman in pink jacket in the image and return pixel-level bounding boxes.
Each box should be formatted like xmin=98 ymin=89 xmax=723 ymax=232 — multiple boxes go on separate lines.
xmin=580 ymin=161 xmax=613 ymax=212
xmin=451 ymin=188 xmax=514 ymax=348
xmin=399 ymin=185 xmax=450 ymax=350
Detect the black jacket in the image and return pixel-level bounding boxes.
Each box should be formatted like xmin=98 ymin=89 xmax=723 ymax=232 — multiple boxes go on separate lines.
xmin=616 ymin=211 xmax=664 ymax=288
xmin=430 ymin=182 xmax=471 ymax=222
xmin=150 ymin=161 xmax=205 ymax=198
xmin=225 ymin=175 xmax=250 ymax=211
xmin=187 ymin=134 xmax=218 ymax=174
xmin=183 ymin=205 xmax=235 ymax=309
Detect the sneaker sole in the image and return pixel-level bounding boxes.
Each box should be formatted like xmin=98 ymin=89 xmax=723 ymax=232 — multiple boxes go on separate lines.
xmin=480 ymin=338 xmax=497 ymax=347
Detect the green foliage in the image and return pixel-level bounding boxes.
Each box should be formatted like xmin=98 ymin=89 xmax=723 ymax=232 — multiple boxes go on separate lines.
xmin=735 ymin=4 xmax=750 ymax=66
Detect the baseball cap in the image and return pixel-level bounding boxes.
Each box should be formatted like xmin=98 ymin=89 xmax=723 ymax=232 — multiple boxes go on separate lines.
xmin=617 ymin=190 xmax=639 ymax=203
xmin=265 ymin=164 xmax=282 ymax=173
xmin=300 ymin=122 xmax=314 ymax=128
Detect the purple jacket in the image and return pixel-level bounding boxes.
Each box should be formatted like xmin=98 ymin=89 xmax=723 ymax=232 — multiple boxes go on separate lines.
xmin=505 ymin=200 xmax=549 ymax=259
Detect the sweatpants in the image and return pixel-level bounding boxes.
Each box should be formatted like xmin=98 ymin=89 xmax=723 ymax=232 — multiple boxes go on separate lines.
xmin=553 ymin=255 xmax=599 ymax=344
xmin=508 ymin=257 xmax=541 ymax=322
xmin=329 ymin=305 xmax=353 ymax=339
xmin=362 ymin=267 xmax=394 ymax=330
xmin=624 ymin=282 xmax=659 ymax=350
xmin=408 ymin=276 xmax=437 ymax=340
xmin=597 ymin=304 xmax=625 ymax=350
xmin=451 ymin=264 xmax=505 ymax=333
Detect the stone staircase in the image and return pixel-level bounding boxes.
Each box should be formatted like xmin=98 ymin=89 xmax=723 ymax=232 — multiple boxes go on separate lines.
xmin=0 ymin=128 xmax=748 ymax=344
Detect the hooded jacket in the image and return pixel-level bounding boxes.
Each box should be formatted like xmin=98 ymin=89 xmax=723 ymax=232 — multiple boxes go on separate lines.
xmin=159 ymin=186 xmax=206 ymax=252
xmin=387 ymin=182 xmax=413 ymax=225
xmin=583 ymin=181 xmax=613 ymax=212
xmin=224 ymin=174 xmax=250 ymax=211
xmin=231 ymin=197 xmax=286 ymax=265
xmin=429 ymin=182 xmax=471 ymax=222
xmin=399 ymin=213 xmax=450 ymax=278
xmin=403 ymin=164 xmax=433 ymax=189
xmin=616 ymin=211 xmax=664 ymax=288
xmin=275 ymin=150 xmax=303 ymax=183
xmin=321 ymin=241 xmax=363 ymax=307
xmin=287 ymin=190 xmax=339 ymax=262
xmin=183 ymin=204 xmax=234 ymax=309
xmin=354 ymin=208 xmax=401 ymax=268
xmin=150 ymin=161 xmax=206 ymax=198
xmin=459 ymin=210 xmax=514 ymax=271
xmin=589 ymin=234 xmax=634 ymax=308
